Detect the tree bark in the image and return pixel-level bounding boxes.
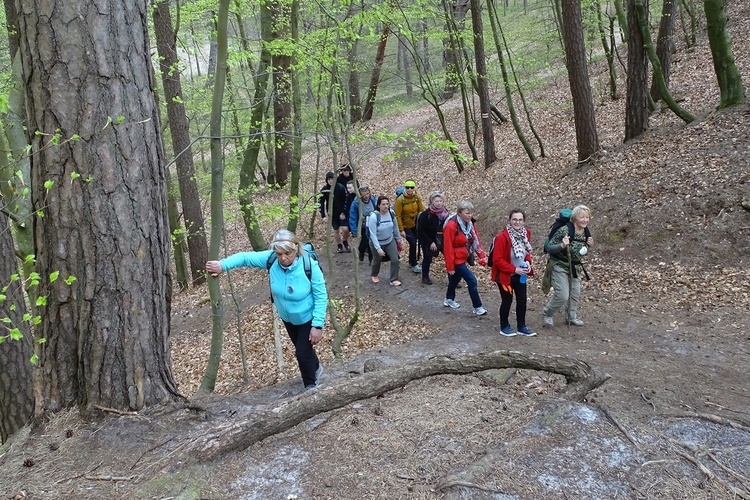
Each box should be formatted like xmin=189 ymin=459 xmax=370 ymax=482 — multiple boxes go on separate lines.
xmin=470 ymin=0 xmax=497 ymax=168
xmin=17 ymin=0 xmax=182 ymax=413
xmin=153 ymin=0 xmax=208 ymax=286
xmin=270 ymin=0 xmax=293 ymax=186
xmin=0 ymin=212 xmax=34 ymax=441
xmin=649 ymin=0 xmax=676 ymax=103
xmin=200 ymin=0 xmax=231 ymax=395
xmin=560 ymin=0 xmax=599 ymax=162
xmin=186 ymin=350 xmax=609 ymax=462
xmin=703 ymin=0 xmax=745 ymax=108
xmin=362 ymin=26 xmax=390 ymax=122
xmin=625 ymin=0 xmax=650 ymax=141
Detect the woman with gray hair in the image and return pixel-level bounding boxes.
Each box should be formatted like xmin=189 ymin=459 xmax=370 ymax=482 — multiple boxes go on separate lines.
xmin=206 ymin=229 xmax=327 ymax=390
xmin=442 ymin=200 xmax=488 ymax=315
xmin=542 ymin=205 xmax=594 ymax=327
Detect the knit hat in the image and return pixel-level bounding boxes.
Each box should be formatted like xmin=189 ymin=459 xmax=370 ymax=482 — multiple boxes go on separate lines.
xmin=325 ymin=171 xmax=335 ymax=179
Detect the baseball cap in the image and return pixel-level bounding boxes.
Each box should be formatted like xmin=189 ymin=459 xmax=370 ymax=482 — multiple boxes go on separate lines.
xmin=404 ymin=180 xmax=416 ymax=188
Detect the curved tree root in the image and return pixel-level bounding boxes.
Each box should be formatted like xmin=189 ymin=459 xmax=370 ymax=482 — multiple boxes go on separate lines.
xmin=186 ymin=350 xmax=609 ymax=462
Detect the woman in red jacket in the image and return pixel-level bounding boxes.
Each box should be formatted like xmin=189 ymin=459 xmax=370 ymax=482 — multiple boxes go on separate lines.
xmin=490 ymin=209 xmax=536 ymax=337
xmin=443 ymin=200 xmax=488 ymax=315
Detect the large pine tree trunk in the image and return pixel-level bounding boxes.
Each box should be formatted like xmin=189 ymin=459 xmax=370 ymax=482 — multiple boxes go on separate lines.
xmin=703 ymin=0 xmax=745 ymax=108
xmin=0 ymin=213 xmax=34 ymax=441
xmin=560 ymin=0 xmax=599 ymax=162
xmin=17 ymin=0 xmax=182 ymax=414
xmin=625 ymin=0 xmax=650 ymax=141
xmin=153 ymin=0 xmax=208 ymax=286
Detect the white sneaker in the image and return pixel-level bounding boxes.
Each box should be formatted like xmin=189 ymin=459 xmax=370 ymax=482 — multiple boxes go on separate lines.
xmin=473 ymin=307 xmax=487 ymax=316
xmin=411 ymin=264 xmax=422 ymax=273
xmin=567 ymin=318 xmax=584 ymax=326
xmin=543 ymin=315 xmax=554 ymax=326
xmin=443 ymin=298 xmax=460 ymax=309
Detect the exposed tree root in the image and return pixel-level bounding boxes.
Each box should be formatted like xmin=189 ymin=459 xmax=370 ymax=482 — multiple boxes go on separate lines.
xmin=184 ymin=350 xmax=608 ymax=462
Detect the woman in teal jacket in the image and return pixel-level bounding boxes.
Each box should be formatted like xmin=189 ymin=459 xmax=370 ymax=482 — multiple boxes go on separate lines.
xmin=206 ymin=230 xmax=327 ymax=390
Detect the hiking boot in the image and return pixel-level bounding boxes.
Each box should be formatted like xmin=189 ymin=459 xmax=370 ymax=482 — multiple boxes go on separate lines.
xmin=315 ymin=364 xmax=323 ymax=384
xmin=359 ymin=252 xmax=365 ymax=262
xmin=411 ymin=264 xmax=422 ymax=273
xmin=567 ymin=318 xmax=585 ymax=326
xmin=473 ymin=307 xmax=488 ymax=316
xmin=517 ymin=325 xmax=537 ymax=337
xmin=304 ymin=384 xmax=317 ymax=391
xmin=499 ymin=325 xmax=517 ymax=337
xmin=422 ymin=276 xmax=433 ymax=285
xmin=543 ymin=315 xmax=554 ymax=326
xmin=344 ymin=242 xmax=351 ymax=253
xmin=337 ymin=244 xmax=345 ymax=253
xmin=443 ymin=298 xmax=460 ymax=309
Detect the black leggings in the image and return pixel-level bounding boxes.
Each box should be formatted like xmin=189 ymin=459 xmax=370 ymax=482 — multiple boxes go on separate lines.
xmin=498 ymin=274 xmax=527 ymax=328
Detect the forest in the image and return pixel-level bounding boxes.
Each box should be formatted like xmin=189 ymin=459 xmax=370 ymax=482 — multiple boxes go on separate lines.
xmin=1 ymin=0 xmax=749 ymax=497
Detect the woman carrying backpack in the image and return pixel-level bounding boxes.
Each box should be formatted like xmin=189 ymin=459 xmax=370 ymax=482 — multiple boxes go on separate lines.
xmin=443 ymin=200 xmax=488 ymax=315
xmin=490 ymin=209 xmax=536 ymax=337
xmin=543 ymin=204 xmax=594 ymax=327
xmin=367 ymin=195 xmax=402 ymax=286
xmin=416 ymin=191 xmax=448 ymax=285
xmin=205 ymin=230 xmax=327 ymax=391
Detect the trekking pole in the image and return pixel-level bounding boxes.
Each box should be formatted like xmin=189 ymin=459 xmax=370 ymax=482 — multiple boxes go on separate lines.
xmin=566 ymin=245 xmax=573 ymax=333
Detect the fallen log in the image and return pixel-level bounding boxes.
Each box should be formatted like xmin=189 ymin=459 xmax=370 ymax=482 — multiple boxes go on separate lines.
xmin=186 ymin=350 xmax=609 ymax=462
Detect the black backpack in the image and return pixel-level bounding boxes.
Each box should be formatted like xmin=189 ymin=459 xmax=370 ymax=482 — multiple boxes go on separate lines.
xmin=265 ymin=243 xmax=319 ymax=303
xmin=543 ymin=209 xmax=591 ymax=254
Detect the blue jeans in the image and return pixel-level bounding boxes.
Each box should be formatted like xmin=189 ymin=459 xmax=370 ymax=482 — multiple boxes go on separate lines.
xmin=446 ymin=263 xmax=482 ymax=308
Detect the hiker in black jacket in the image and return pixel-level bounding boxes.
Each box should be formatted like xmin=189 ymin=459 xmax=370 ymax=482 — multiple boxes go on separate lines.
xmin=416 ymin=191 xmax=448 ymax=285
xmin=319 ymin=171 xmax=350 ymax=252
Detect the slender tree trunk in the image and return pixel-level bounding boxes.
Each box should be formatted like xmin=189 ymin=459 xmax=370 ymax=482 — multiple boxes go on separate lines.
xmin=287 ymin=0 xmax=302 ymax=233
xmin=348 ymin=40 xmax=362 ymax=123
xmin=17 ymin=0 xmax=182 ymax=413
xmin=488 ymin=0 xmax=537 ymax=161
xmin=270 ymin=0 xmax=293 ymax=186
xmin=703 ymin=0 xmax=745 ymax=108
xmin=560 ymin=0 xmax=600 ymax=162
xmin=153 ymin=0 xmax=208 ymax=286
xmin=200 ymin=0 xmax=231 ymax=395
xmin=362 ymin=26 xmax=390 ymax=122
xmin=399 ymin=37 xmax=414 ymax=98
xmin=634 ymin=0 xmax=694 ymax=122
xmin=470 ymin=0 xmax=497 ymax=167
xmin=238 ymin=0 xmax=272 ymax=249
xmin=442 ymin=0 xmax=471 ymax=99
xmin=649 ymin=0 xmax=676 ymax=103
xmin=625 ymin=0 xmax=649 ymax=141
xmin=597 ymin=3 xmax=618 ymax=100
xmin=166 ymin=169 xmax=190 ymax=291
xmin=613 ymin=0 xmax=628 ymax=43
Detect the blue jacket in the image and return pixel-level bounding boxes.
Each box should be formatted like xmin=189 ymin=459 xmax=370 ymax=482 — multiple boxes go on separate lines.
xmin=220 ymin=250 xmax=327 ymax=328
xmin=349 ymin=196 xmax=377 ymax=236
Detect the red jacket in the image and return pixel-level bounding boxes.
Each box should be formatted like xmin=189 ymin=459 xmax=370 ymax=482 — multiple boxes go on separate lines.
xmin=443 ymin=216 xmax=486 ymax=273
xmin=490 ymin=228 xmax=533 ymax=285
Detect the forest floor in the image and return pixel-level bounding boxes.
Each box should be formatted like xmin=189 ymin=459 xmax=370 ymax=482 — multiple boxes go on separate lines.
xmin=3 ymin=1 xmax=750 ymax=499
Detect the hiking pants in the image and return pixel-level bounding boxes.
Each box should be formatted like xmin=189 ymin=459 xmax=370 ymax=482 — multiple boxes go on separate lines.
xmin=370 ymin=239 xmax=400 ymax=282
xmin=358 ymin=223 xmax=372 ymax=263
xmin=498 ymin=275 xmax=528 ymax=328
xmin=404 ymin=227 xmax=419 ymax=267
xmin=446 ymin=263 xmax=482 ymax=308
xmin=543 ymin=265 xmax=581 ymax=321
xmin=282 ymin=320 xmax=320 ymax=387
xmin=421 ymin=245 xmax=439 ymax=279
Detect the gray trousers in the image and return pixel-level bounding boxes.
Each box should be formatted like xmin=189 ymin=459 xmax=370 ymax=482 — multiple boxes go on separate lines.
xmin=370 ymin=239 xmax=400 ymax=282
xmin=543 ymin=265 xmax=581 ymax=321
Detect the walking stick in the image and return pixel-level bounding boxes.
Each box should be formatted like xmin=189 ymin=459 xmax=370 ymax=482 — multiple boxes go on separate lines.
xmin=567 ymin=244 xmax=573 ymax=333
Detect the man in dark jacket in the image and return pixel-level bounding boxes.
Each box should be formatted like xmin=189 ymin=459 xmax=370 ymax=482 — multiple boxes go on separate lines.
xmin=319 ymin=170 xmax=350 ymax=252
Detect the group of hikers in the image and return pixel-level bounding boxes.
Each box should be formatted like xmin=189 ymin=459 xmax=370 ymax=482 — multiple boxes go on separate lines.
xmin=206 ymin=165 xmax=594 ymax=391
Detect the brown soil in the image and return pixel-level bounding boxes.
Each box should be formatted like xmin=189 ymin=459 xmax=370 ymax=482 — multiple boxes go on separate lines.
xmin=3 ymin=2 xmax=750 ymax=498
